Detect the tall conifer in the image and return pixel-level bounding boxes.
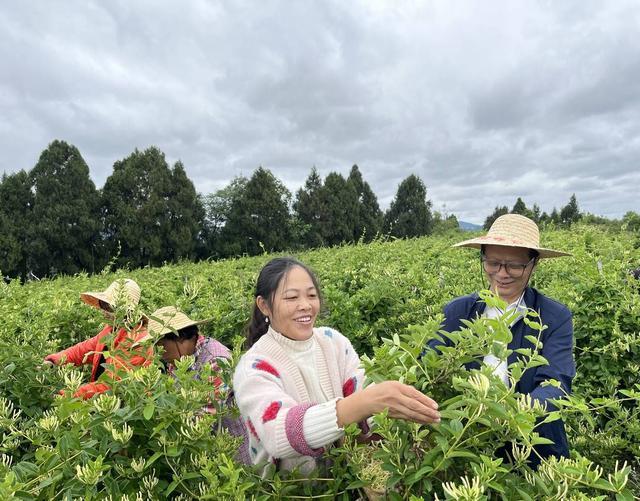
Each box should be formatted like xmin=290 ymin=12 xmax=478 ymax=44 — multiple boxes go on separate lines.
xmin=347 ymin=165 xmax=383 ymax=242
xmin=0 ymin=171 xmax=33 ymax=279
xmin=27 ymin=140 xmax=101 ymax=276
xmin=221 ymin=167 xmax=292 ymax=256
xmin=383 ymin=174 xmax=433 ymax=238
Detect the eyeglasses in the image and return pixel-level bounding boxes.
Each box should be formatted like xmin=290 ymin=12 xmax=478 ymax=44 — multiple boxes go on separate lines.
xmin=481 ymin=257 xmax=535 ymax=278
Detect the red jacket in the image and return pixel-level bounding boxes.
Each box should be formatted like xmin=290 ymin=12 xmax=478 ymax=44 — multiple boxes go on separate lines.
xmin=45 ymin=324 xmax=151 ymax=399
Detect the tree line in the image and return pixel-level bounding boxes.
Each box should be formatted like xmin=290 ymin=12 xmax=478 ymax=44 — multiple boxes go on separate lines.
xmin=483 ymin=195 xmax=586 ymax=230
xmin=3 ymin=140 xmax=636 ymax=281
xmin=0 ymin=140 xmax=454 ymax=280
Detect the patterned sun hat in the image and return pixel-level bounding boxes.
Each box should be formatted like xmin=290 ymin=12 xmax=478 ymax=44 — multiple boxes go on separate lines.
xmin=453 ymin=214 xmax=571 ymax=258
xmin=147 ymin=306 xmax=210 ymax=337
xmin=80 ymin=279 xmax=141 ymax=311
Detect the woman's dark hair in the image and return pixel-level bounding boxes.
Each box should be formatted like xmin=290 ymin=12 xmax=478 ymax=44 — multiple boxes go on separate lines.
xmin=245 ymin=257 xmax=322 ymax=348
xmin=162 ymin=324 xmax=199 ymax=341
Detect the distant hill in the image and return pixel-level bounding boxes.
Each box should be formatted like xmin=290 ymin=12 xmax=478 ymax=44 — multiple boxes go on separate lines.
xmin=459 ymin=220 xmax=482 ymax=231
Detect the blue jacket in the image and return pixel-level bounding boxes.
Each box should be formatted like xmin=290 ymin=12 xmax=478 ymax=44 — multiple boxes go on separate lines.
xmin=429 ymin=287 xmax=575 ymax=463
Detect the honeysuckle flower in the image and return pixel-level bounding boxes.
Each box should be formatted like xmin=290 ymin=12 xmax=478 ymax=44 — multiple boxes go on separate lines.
xmin=442 ymin=475 xmax=485 ymax=500
xmin=93 ymin=394 xmax=121 ymax=415
xmin=467 ymin=373 xmax=490 ymax=398
xmin=75 ymin=456 xmax=104 ymax=486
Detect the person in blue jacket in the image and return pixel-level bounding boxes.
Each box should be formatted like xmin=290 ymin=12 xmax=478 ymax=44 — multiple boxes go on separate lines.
xmin=428 ymin=213 xmax=575 ymax=467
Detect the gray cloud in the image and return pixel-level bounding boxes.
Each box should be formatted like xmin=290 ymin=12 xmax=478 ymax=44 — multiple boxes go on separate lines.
xmin=1 ymin=0 xmax=639 ymax=224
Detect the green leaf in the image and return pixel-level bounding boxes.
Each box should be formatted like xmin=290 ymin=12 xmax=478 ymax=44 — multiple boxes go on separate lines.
xmin=143 ymin=402 xmax=155 ymax=420
xmin=165 ymin=478 xmax=180 ymax=496
xmin=37 ymin=472 xmax=64 ymax=490
xmin=447 ymin=450 xmax=479 ymax=459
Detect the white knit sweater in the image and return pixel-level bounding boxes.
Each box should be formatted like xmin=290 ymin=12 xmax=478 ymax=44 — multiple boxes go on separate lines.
xmin=233 ymin=326 xmax=366 ymax=474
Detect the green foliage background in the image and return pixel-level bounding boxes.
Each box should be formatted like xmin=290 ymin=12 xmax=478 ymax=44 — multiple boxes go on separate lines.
xmin=0 ymin=225 xmax=638 ymax=498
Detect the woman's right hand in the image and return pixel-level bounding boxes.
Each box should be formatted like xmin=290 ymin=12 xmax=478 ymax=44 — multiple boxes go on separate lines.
xmin=363 ymin=381 xmax=440 ymax=424
xmin=336 ymin=380 xmax=440 ymax=427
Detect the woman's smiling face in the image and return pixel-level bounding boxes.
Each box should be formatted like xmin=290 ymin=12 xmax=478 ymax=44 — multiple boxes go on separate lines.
xmin=258 ymin=265 xmax=320 ymax=341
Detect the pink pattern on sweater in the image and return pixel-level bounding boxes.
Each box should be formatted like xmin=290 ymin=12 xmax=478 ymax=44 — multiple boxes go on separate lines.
xmin=262 ymin=401 xmax=282 ymax=423
xmin=285 ymin=403 xmax=325 ymax=457
xmin=342 ymin=376 xmax=357 ymax=397
xmin=252 ymin=358 xmax=281 ymax=378
xmin=246 ymin=418 xmax=260 ymax=441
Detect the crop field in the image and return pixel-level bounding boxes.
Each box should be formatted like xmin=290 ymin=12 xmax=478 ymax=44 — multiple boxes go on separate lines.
xmin=0 ymin=225 xmax=639 ymax=499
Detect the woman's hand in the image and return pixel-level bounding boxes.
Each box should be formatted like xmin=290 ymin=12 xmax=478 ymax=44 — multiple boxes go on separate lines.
xmin=364 ymin=381 xmax=440 ymax=424
xmin=336 ymin=380 xmax=440 ymax=427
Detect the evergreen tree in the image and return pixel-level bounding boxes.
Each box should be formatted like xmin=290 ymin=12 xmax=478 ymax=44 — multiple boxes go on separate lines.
xmin=383 ymin=174 xmax=433 ymax=238
xmin=293 ymin=167 xmax=325 ymax=248
xmin=102 ymin=146 xmax=196 ymax=268
xmin=0 ymin=171 xmax=33 ymax=279
xmin=221 ymin=167 xmax=292 ymax=256
xmin=532 ymin=203 xmax=542 ymax=223
xmin=165 ymin=161 xmax=205 ymax=262
xmin=511 ymin=197 xmax=535 ymax=220
xmin=319 ymin=172 xmax=359 ymax=246
xmin=347 ymin=165 xmax=383 ymax=242
xmin=511 ymin=197 xmax=528 ymax=215
xmin=550 ymin=207 xmax=560 ymax=224
xmin=483 ymin=205 xmax=509 ymax=230
xmin=201 ymin=176 xmax=248 ymax=257
xmin=27 ymin=140 xmax=101 ymax=277
xmin=539 ymin=211 xmax=550 ymax=226
xmin=559 ymin=193 xmax=582 ymax=227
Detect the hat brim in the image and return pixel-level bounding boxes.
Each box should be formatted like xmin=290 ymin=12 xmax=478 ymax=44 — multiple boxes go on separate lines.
xmin=452 ymin=237 xmax=571 ymax=258
xmin=149 ymin=317 xmax=212 ymax=338
xmin=80 ymin=292 xmax=112 ymax=310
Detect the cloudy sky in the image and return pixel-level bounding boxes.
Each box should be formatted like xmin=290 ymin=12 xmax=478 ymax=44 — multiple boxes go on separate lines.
xmin=1 ymin=1 xmax=639 ymax=224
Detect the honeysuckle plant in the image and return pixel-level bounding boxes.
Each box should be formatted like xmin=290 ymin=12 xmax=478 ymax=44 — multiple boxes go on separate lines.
xmin=0 ymin=227 xmax=638 ymax=498
xmin=341 ymin=291 xmax=636 ymax=500
xmin=0 ymin=320 xmax=260 ymax=499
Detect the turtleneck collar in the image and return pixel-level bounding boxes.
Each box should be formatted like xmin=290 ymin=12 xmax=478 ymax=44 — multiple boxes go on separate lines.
xmin=266 ymin=325 xmax=315 ymax=353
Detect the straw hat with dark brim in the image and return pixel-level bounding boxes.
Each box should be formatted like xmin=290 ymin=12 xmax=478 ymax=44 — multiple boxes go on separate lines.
xmin=147 ymin=306 xmax=211 ymax=339
xmin=453 ymin=214 xmax=571 ymax=258
xmin=80 ymin=279 xmax=141 ymax=311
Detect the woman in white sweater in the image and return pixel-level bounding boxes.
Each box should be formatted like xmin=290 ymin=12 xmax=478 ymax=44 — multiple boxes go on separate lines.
xmin=233 ymin=257 xmax=440 ymax=474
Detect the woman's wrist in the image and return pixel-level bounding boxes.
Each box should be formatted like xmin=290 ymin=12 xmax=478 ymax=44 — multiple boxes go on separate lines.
xmin=336 ymin=389 xmax=372 ymax=428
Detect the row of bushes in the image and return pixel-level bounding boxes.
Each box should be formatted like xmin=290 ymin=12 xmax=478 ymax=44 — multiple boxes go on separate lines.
xmin=0 ymin=225 xmax=638 ymax=497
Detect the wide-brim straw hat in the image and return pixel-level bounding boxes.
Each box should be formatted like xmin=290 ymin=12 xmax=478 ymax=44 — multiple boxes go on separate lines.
xmin=147 ymin=306 xmax=211 ymax=338
xmin=80 ymin=279 xmax=141 ymax=311
xmin=453 ymin=214 xmax=571 ymax=258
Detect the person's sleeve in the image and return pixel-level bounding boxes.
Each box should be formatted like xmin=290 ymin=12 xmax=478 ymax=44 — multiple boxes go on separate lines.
xmin=72 ymin=382 xmax=111 ymax=399
xmin=108 ymin=329 xmax=153 ymax=374
xmin=302 ymin=399 xmax=343 ymax=449
xmin=44 ymin=334 xmax=101 ymax=366
xmin=233 ymin=356 xmax=341 ymax=460
xmin=201 ymin=340 xmax=233 ymax=412
xmin=530 ymin=309 xmax=575 ymax=409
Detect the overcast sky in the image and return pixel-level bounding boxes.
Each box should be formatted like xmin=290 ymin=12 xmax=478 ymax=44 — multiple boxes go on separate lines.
xmin=1 ymin=1 xmax=639 ymax=224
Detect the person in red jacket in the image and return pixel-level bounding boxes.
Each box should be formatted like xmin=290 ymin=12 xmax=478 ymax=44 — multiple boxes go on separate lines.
xmin=43 ymin=278 xmax=150 ymax=399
